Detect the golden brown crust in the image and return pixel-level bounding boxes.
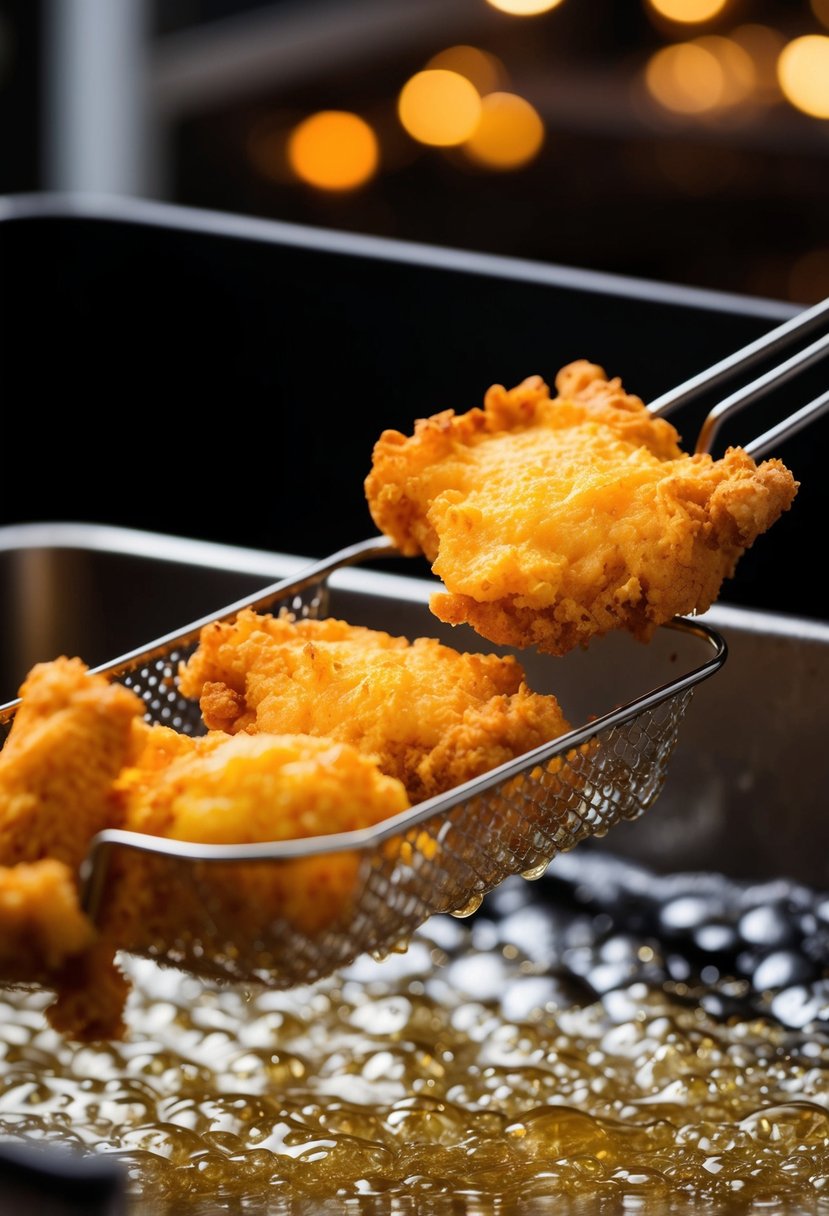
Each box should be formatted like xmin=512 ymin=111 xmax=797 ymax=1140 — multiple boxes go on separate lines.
xmin=0 ymin=860 xmax=95 ymax=981
xmin=0 ymin=665 xmax=413 ymax=1038
xmin=0 ymin=657 xmax=143 ymax=869
xmin=47 ymin=942 xmax=131 ymax=1042
xmin=178 ymin=612 xmax=571 ymax=803
xmin=365 ymin=362 xmax=798 ymax=654
xmin=112 ymin=731 xmax=410 ymax=940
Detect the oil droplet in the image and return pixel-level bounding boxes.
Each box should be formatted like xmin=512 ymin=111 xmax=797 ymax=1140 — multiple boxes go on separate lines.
xmin=521 ymin=861 xmax=551 ymax=881
xmin=450 ymin=893 xmax=484 ymax=918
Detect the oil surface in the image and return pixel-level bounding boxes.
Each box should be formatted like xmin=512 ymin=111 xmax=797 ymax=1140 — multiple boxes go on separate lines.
xmin=1 ymin=855 xmax=828 ymax=1214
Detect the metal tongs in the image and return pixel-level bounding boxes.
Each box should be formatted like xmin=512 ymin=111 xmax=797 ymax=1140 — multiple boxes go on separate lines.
xmin=1 ymin=299 xmax=827 ymax=988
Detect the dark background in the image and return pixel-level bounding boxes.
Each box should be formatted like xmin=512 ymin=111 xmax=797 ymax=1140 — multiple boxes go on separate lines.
xmin=1 ymin=204 xmax=820 ymax=622
xmin=0 ymin=0 xmax=826 ymax=620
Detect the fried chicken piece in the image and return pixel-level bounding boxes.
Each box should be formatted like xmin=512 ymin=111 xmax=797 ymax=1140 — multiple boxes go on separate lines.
xmin=0 ymin=656 xmax=409 ymax=1038
xmin=0 ymin=658 xmax=143 ymax=1037
xmin=111 ymin=728 xmax=410 ymax=942
xmin=178 ymin=612 xmax=572 ymax=803
xmin=365 ymin=361 xmax=799 ymax=655
xmin=0 ymin=656 xmax=143 ymax=869
xmin=0 ymin=860 xmax=95 ymax=983
xmin=52 ymin=728 xmax=408 ymax=1039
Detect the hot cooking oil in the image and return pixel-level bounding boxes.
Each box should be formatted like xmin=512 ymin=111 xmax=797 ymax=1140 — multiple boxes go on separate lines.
xmin=0 ymin=855 xmax=827 ymax=1212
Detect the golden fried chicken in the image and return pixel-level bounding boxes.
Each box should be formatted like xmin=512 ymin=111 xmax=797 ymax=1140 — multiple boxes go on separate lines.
xmin=365 ymin=361 xmax=799 ymax=655
xmin=112 ymin=727 xmax=410 ymax=939
xmin=0 ymin=656 xmax=143 ymax=869
xmin=178 ymin=612 xmax=571 ymax=802
xmin=0 ymin=660 xmax=410 ymax=1039
xmin=0 ymin=658 xmax=143 ymax=1036
xmin=0 ymin=860 xmax=95 ymax=983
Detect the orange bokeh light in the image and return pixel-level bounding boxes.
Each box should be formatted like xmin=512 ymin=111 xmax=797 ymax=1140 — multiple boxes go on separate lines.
xmin=645 ymin=42 xmax=725 ymax=113
xmin=398 ymin=70 xmax=481 ymax=147
xmin=426 ymin=46 xmax=506 ymax=96
xmin=288 ymin=111 xmax=378 ymax=191
xmin=692 ymin=36 xmax=755 ymax=106
xmin=463 ymin=92 xmax=544 ymax=169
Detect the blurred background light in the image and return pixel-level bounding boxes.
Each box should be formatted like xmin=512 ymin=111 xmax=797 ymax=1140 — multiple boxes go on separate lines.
xmin=288 ymin=110 xmax=378 ymax=191
xmin=2 ymin=0 xmax=828 ymax=307
xmin=398 ymin=69 xmax=481 ymax=147
xmin=777 ymin=35 xmax=829 ymax=120
xmin=426 ymin=45 xmax=506 ymax=96
xmin=463 ymin=91 xmax=544 ymax=169
xmin=692 ymin=36 xmax=754 ymax=107
xmin=645 ymin=42 xmax=726 ymax=114
xmin=646 ymin=0 xmax=729 ymax=24
xmin=484 ymin=0 xmax=565 ymax=15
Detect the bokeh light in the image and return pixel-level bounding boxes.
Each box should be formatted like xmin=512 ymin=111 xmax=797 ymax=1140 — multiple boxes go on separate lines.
xmin=463 ymin=92 xmax=544 ymax=169
xmin=426 ymin=46 xmax=506 ymax=96
xmin=288 ymin=111 xmax=379 ymax=191
xmin=646 ymin=0 xmax=728 ymax=23
xmin=398 ymin=70 xmax=481 ymax=147
xmin=645 ymin=42 xmax=725 ymax=114
xmin=485 ymin=0 xmax=565 ymax=14
xmin=778 ymin=35 xmax=829 ymax=120
xmin=692 ymin=36 xmax=754 ymax=106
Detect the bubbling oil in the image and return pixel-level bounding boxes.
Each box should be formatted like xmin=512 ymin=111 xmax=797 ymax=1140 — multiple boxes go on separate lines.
xmin=1 ymin=863 xmax=828 ymax=1213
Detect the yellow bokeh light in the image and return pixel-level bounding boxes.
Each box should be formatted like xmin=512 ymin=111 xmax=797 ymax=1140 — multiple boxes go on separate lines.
xmin=398 ymin=70 xmax=481 ymax=147
xmin=485 ymin=0 xmax=564 ymax=13
xmin=693 ymin=36 xmax=755 ymax=106
xmin=288 ymin=111 xmax=378 ymax=191
xmin=645 ymin=42 xmax=725 ymax=113
xmin=426 ymin=46 xmax=505 ymax=96
xmin=647 ymin=0 xmax=727 ymax=23
xmin=463 ymin=92 xmax=544 ymax=169
xmin=811 ymin=0 xmax=829 ymax=31
xmin=778 ymin=35 xmax=829 ymax=120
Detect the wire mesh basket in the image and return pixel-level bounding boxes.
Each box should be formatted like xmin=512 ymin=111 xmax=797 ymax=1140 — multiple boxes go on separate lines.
xmin=0 ymin=536 xmax=722 ymax=988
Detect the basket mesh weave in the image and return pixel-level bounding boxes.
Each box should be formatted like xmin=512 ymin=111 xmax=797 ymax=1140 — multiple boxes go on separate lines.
xmin=81 ymin=575 xmax=696 ymax=987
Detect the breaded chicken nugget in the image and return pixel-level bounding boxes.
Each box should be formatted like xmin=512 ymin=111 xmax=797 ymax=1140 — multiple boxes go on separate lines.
xmin=0 ymin=658 xmax=143 ymax=1037
xmin=178 ymin=613 xmax=571 ymax=803
xmin=0 ymin=661 xmax=410 ymax=1040
xmin=112 ymin=729 xmax=410 ymax=943
xmin=365 ymin=361 xmax=798 ymax=655
xmin=0 ymin=657 xmax=143 ymax=869
xmin=0 ymin=860 xmax=95 ymax=982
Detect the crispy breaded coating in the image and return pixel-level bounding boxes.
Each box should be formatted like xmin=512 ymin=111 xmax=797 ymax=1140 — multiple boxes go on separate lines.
xmin=365 ymin=361 xmax=799 ymax=655
xmin=178 ymin=612 xmax=571 ymax=803
xmin=0 ymin=860 xmax=95 ymax=982
xmin=113 ymin=730 xmax=410 ymax=939
xmin=0 ymin=657 xmax=143 ymax=868
xmin=47 ymin=941 xmax=133 ymax=1042
xmin=0 ymin=659 xmax=143 ymax=1038
xmin=0 ymin=665 xmax=410 ymax=1039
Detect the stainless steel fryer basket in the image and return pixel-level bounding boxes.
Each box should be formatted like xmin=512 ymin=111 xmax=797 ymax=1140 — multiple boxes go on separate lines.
xmin=0 ymin=536 xmax=725 ymax=988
